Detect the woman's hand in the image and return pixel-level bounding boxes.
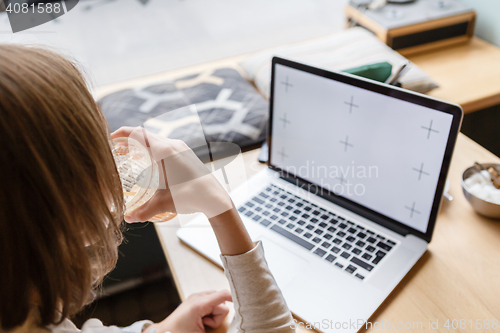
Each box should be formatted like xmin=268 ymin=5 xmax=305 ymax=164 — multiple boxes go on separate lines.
xmin=151 ymin=290 xmax=232 ymax=333
xmin=111 ymin=126 xmax=233 ymax=222
xmin=112 ymin=126 xmax=254 ymax=255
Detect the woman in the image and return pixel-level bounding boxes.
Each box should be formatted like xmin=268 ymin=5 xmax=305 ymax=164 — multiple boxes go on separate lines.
xmin=0 ymin=45 xmax=294 ymax=333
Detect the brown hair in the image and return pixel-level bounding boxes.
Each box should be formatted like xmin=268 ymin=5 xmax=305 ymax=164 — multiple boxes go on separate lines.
xmin=0 ymin=45 xmax=124 ymax=330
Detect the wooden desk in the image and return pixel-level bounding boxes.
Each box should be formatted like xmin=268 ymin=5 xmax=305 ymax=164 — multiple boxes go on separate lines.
xmin=154 ymin=134 xmax=500 ymax=333
xmin=408 ymin=38 xmax=500 ymax=114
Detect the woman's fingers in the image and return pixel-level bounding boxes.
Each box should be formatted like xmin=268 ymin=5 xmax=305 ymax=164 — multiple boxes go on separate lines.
xmin=202 ymin=303 xmax=230 ymax=328
xmin=195 ymin=290 xmax=231 ymax=328
xmin=111 ymin=126 xmax=140 ymax=139
xmin=124 ymin=190 xmax=176 ymax=223
xmin=112 ymin=127 xmax=184 ymax=162
xmin=203 ymin=289 xmax=232 ymax=309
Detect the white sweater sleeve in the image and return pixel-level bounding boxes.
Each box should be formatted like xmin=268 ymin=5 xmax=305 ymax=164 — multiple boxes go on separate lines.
xmin=220 ymin=241 xmax=296 ymax=333
xmin=51 ymin=242 xmax=294 ymax=333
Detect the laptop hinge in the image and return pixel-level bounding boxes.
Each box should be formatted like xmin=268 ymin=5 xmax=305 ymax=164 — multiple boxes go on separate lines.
xmin=279 ymin=172 xmax=411 ymax=237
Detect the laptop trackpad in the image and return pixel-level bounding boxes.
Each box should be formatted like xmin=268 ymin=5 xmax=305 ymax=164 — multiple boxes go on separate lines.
xmin=259 ymin=236 xmax=308 ymax=288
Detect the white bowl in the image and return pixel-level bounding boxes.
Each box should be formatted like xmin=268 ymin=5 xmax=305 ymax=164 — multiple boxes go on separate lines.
xmin=462 ymin=163 xmax=500 ymax=219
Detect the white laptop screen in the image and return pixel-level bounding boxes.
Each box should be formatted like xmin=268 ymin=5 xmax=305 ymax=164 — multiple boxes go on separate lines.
xmin=270 ymin=63 xmax=454 ymax=234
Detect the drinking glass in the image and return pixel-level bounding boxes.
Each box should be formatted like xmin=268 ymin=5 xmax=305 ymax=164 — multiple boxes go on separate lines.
xmin=112 ymin=137 xmax=176 ymax=222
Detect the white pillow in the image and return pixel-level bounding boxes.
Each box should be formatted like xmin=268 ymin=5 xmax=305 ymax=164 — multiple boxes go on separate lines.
xmin=240 ymin=27 xmax=438 ymax=99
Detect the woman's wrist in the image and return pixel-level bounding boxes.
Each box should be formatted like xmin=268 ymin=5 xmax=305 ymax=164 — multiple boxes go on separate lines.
xmin=204 ymin=193 xmax=234 ymax=218
xmin=208 ymin=206 xmax=254 ymax=256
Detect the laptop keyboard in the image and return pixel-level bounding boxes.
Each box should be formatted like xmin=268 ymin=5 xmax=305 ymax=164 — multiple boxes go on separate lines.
xmin=237 ymin=184 xmax=397 ymax=281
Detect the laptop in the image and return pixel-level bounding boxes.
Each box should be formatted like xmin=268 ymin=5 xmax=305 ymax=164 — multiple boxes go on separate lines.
xmin=177 ymin=57 xmax=462 ymax=332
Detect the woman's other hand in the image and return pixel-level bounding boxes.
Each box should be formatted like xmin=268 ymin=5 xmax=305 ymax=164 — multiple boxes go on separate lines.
xmin=152 ymin=290 xmax=232 ymax=333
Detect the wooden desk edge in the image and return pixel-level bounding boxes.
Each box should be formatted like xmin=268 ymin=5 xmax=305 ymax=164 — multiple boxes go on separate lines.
xmin=155 ymin=225 xmax=187 ymax=301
